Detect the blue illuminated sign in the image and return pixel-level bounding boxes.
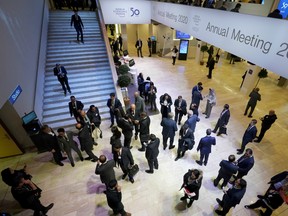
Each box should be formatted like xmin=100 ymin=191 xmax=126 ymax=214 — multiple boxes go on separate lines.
xmin=278 ymin=0 xmax=288 ymax=18
xmin=8 ymin=85 xmax=22 ymax=105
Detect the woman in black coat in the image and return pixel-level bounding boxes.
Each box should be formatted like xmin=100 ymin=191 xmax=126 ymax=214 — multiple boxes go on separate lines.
xmin=180 ymin=169 xmax=203 ymax=208
xmin=160 ymin=93 xmax=172 ymax=119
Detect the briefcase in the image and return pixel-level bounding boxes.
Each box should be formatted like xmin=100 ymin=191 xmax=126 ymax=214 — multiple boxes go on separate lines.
xmin=219 ymin=126 xmax=227 ymax=135
xmin=128 ymin=164 xmax=139 ymax=177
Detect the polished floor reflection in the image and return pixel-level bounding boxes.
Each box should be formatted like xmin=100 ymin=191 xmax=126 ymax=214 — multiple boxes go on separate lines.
xmin=0 ymin=51 xmax=287 ymax=216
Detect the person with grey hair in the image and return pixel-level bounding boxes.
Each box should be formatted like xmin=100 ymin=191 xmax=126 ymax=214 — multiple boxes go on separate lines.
xmin=161 ymin=112 xmax=178 ymax=150
xmin=196 ymin=129 xmax=216 ymax=166
xmin=202 ymin=88 xmax=216 ymax=118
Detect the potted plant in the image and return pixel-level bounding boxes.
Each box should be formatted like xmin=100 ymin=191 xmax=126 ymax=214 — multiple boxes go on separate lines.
xmin=200 ymin=45 xmax=208 ymax=65
xmin=255 ymin=68 xmax=268 ymax=87
xmin=118 ymin=75 xmax=131 ymax=106
xmin=118 ymin=64 xmax=130 ymax=75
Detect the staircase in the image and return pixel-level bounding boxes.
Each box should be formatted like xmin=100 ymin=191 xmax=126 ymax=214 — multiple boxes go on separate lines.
xmin=42 ymin=10 xmax=114 ymax=130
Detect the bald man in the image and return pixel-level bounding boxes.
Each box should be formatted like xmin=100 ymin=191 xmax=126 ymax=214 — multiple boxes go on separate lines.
xmin=95 ymin=155 xmax=116 ymax=187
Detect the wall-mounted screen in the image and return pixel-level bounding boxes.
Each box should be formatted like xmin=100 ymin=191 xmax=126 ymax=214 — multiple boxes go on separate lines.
xmin=179 ymin=40 xmax=189 ymax=54
xmin=151 ymin=36 xmax=156 ymax=41
xmin=22 ymin=111 xmax=37 ymax=125
xmin=176 ymin=30 xmax=190 ymax=39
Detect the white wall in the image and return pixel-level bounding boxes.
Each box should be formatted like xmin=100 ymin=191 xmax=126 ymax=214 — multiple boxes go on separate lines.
xmin=0 ymin=0 xmax=47 ymax=117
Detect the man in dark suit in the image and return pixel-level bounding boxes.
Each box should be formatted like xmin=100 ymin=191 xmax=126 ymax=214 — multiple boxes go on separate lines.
xmin=76 ymin=123 xmax=98 ymax=162
xmin=118 ymin=114 xmax=134 ymax=149
xmin=145 ymin=134 xmax=160 ymax=174
xmin=196 ymin=129 xmax=216 ymax=166
xmin=214 ymin=155 xmax=238 ymax=188
xmin=192 ymin=82 xmax=203 ymax=97
xmin=212 ymin=104 xmax=230 ymax=136
xmin=95 ymin=155 xmax=116 ymax=188
xmin=215 ymin=178 xmax=247 ymax=215
xmin=107 ymin=93 xmax=123 ymax=128
xmin=106 ymin=180 xmax=131 ymax=216
xmin=40 ymin=125 xmax=66 ymax=166
xmin=175 ymin=124 xmax=194 ymax=161
xmin=53 ymin=64 xmax=71 ymax=96
xmin=138 ymin=112 xmax=150 ymax=152
xmin=236 ymin=148 xmax=254 ymax=178
xmin=237 ymin=119 xmax=257 ymax=154
xmin=113 ymin=142 xmax=135 ymax=183
xmin=135 ymin=38 xmax=143 ymax=57
xmin=87 ymin=105 xmax=102 ymax=140
xmin=126 ymin=104 xmax=140 ymax=140
xmin=68 ymin=96 xmax=84 ymax=121
xmin=174 ymin=95 xmax=187 ymax=125
xmin=70 ymin=10 xmax=84 ymax=43
xmin=185 ymin=110 xmax=200 ymax=137
xmin=161 ymin=112 xmax=178 ymax=150
xmin=57 ymin=128 xmax=83 ymax=167
xmin=254 ymin=110 xmax=277 ymax=143
xmin=244 ymin=88 xmax=261 ymax=118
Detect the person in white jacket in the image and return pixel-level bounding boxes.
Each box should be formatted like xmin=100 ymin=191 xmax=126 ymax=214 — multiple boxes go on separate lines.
xmin=202 ymin=88 xmax=216 ymax=118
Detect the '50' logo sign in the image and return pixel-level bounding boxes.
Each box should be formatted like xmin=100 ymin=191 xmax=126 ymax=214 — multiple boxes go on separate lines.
xmin=130 ymin=7 xmax=140 ymax=17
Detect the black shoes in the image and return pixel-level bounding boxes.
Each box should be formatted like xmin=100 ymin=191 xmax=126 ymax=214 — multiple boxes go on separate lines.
xmin=254 ymin=139 xmax=260 ymax=143
xmin=244 ymin=205 xmax=251 ymax=209
xmin=80 ymin=157 xmax=84 ymax=161
xmin=187 ymin=200 xmax=193 ymax=208
xmin=109 ymin=124 xmax=114 ymax=128
xmin=71 ymin=163 xmax=75 ymax=167
xmin=169 ymin=145 xmax=175 ymax=149
xmin=61 ymin=157 xmax=67 ymax=161
xmin=248 ymin=115 xmax=253 ymax=118
xmin=43 ymin=203 xmax=54 ymax=214
xmin=84 ymin=157 xmax=92 ymax=160
xmin=215 ymin=209 xmax=223 ymax=215
xmin=213 ymin=180 xmax=218 ymax=187
xmin=135 ymin=135 xmax=138 ymax=140
xmin=138 ymin=148 xmax=145 ymax=152
xmin=180 ymin=196 xmax=187 ymax=201
xmin=175 ymin=157 xmax=180 ymax=161
xmin=196 ymin=160 xmax=202 ymax=166
xmin=145 ymin=170 xmax=154 ymax=174
xmin=129 ymin=178 xmax=134 ymax=183
xmin=216 ymin=198 xmax=223 ymax=207
xmin=91 ymin=159 xmax=97 ymax=162
xmin=257 ymin=195 xmax=265 ymax=199
xmin=57 ymin=162 xmax=64 ymax=166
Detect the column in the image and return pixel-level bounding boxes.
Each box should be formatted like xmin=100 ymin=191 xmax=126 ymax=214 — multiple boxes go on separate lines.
xmin=240 ymin=62 xmax=260 ymax=95
xmin=195 ymin=40 xmax=202 ymax=64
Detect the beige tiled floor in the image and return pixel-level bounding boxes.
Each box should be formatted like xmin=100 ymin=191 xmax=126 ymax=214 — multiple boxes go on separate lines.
xmin=0 ymin=51 xmax=287 ymax=216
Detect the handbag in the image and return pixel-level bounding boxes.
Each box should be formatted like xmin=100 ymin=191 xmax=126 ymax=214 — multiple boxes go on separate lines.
xmin=129 ymin=59 xmax=135 ymax=67
xmin=128 ymin=164 xmax=139 ymax=177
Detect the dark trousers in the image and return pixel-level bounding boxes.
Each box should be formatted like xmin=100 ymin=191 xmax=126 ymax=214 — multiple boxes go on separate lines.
xmin=147 ymin=158 xmax=158 ymax=171
xmin=59 ymin=77 xmax=71 ymax=94
xmin=52 ymin=150 xmax=63 ymax=164
xmin=113 ymin=207 xmax=127 ymax=216
xmin=213 ymin=119 xmax=221 ymax=133
xmin=123 ymin=134 xmax=132 ymax=148
xmin=208 ymin=68 xmax=213 ymax=78
xmin=244 ymin=102 xmax=256 ymax=116
xmin=150 ymin=97 xmax=157 ymax=110
xmin=26 ymin=198 xmax=46 ymax=216
xmin=148 ymin=47 xmax=152 ymax=56
xmin=137 ymin=47 xmax=143 ymax=57
xmin=214 ymin=172 xmax=230 ymax=188
xmin=163 ymin=135 xmax=175 ymax=148
xmin=257 ymin=126 xmax=269 ymax=142
xmin=172 ymin=56 xmax=176 ymax=65
xmin=83 ymin=146 xmax=98 ymax=160
xmin=75 ymin=27 xmax=83 ymax=42
xmin=177 ymin=144 xmax=188 ymax=157
xmin=121 ymin=166 xmax=133 ymax=181
xmin=65 ymin=145 xmax=83 ymax=166
xmin=239 ymin=138 xmax=250 ymax=152
xmin=248 ymin=199 xmax=272 ymax=216
xmin=199 ymin=153 xmax=210 ymax=165
xmin=109 ymin=110 xmax=119 ymax=125
xmin=174 ymin=110 xmax=184 ymax=124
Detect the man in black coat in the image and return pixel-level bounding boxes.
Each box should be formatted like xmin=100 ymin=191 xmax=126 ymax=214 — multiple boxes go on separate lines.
xmin=76 ymin=123 xmax=98 ymax=162
xmin=237 ymin=119 xmax=257 ymax=154
xmin=70 ymin=10 xmax=84 ymax=43
xmin=236 ymin=148 xmax=254 ymax=178
xmin=255 ymin=110 xmax=277 ymax=143
xmin=106 ymin=180 xmax=131 ymax=216
xmin=212 ymin=104 xmax=230 ymax=136
xmin=175 ymin=124 xmax=194 ymax=161
xmin=174 ymin=95 xmax=187 ymax=125
xmin=244 ymin=87 xmax=261 ymax=118
xmin=113 ymin=142 xmax=135 ymax=183
xmin=126 ymin=104 xmax=140 ymax=140
xmin=68 ymin=96 xmax=84 ymax=121
xmin=215 ymin=178 xmax=247 ymax=215
xmin=53 ymin=64 xmax=71 ymax=96
xmin=145 ymin=134 xmax=160 ymax=174
xmin=138 ymin=112 xmax=150 ymax=152
xmin=135 ymin=38 xmax=143 ymax=57
xmin=95 ymin=155 xmax=116 ymax=188
xmin=118 ymin=114 xmax=134 ymax=149
xmin=107 ymin=93 xmax=123 ymax=128
xmin=196 ymin=129 xmax=216 ymax=166
xmin=57 ymin=128 xmax=83 ymax=167
xmin=86 ymin=105 xmax=102 ymax=140
xmin=40 ymin=125 xmax=66 ymax=166
xmin=214 ymin=155 xmax=238 ymax=188
xmin=161 ymin=112 xmax=178 ymax=150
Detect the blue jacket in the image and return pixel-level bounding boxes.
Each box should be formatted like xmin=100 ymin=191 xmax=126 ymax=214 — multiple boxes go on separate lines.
xmin=185 ymin=114 xmax=200 ymax=132
xmin=161 ymin=118 xmax=177 ymax=137
xmin=197 ymin=135 xmax=216 ymax=154
xmin=242 ymin=125 xmax=257 ymax=143
xmin=237 ymin=155 xmax=254 ymax=176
